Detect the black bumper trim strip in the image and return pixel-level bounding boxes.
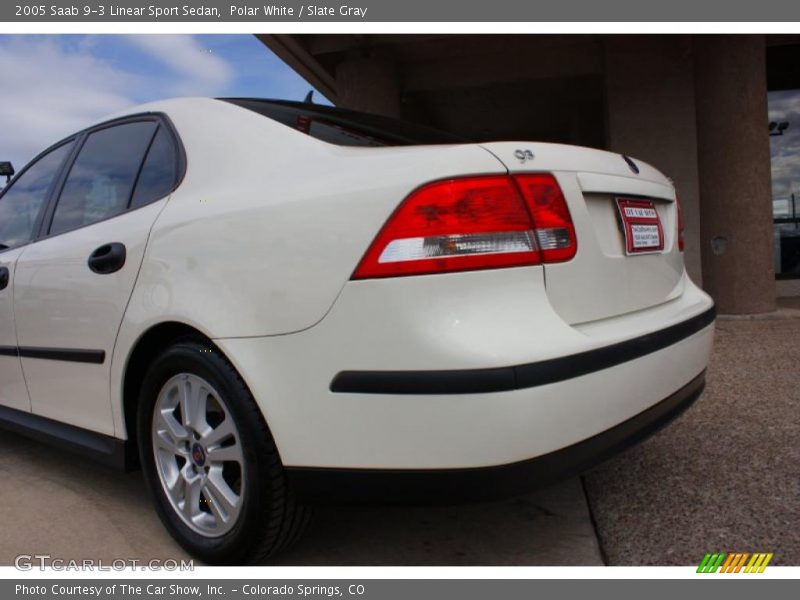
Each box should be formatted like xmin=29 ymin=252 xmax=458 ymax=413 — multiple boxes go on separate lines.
xmin=330 ymin=305 xmax=715 ymax=395
xmin=290 ymin=370 xmax=706 ymax=504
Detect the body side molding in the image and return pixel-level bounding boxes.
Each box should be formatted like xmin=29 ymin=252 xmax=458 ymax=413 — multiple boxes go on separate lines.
xmin=0 ymin=346 xmax=105 ymax=364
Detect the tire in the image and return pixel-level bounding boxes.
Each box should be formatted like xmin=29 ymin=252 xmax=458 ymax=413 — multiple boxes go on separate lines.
xmin=136 ymin=337 xmax=310 ymax=564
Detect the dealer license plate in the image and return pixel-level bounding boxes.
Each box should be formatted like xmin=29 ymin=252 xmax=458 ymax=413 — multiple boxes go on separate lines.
xmin=615 ymin=198 xmax=664 ymax=255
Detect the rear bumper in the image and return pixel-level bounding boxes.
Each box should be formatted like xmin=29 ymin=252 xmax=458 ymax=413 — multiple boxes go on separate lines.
xmin=216 ymin=267 xmax=715 ymax=471
xmin=287 ymin=370 xmax=705 ymax=504
xmin=330 ymin=306 xmax=715 ymax=395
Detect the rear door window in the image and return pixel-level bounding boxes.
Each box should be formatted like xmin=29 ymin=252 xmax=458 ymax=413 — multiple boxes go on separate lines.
xmin=49 ymin=121 xmax=157 ymax=236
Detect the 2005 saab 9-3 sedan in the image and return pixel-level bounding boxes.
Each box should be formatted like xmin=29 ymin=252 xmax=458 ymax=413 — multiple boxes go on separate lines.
xmin=0 ymin=98 xmax=715 ymax=563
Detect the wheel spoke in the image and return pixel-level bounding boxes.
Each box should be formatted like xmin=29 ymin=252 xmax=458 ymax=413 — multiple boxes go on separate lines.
xmin=206 ymin=441 xmax=243 ymax=465
xmin=191 ymin=382 xmax=210 ymax=434
xmin=203 ymin=472 xmax=240 ymax=524
xmin=179 ymin=378 xmax=194 ymax=429
xmin=180 ymin=378 xmax=211 ymax=434
xmin=181 ymin=475 xmax=203 ymax=522
xmin=203 ymin=487 xmax=227 ymax=524
xmin=155 ymin=429 xmax=183 ymax=457
xmin=203 ymin=418 xmax=236 ymax=448
xmin=157 ymin=410 xmax=188 ymax=443
xmin=168 ymin=469 xmax=186 ymax=494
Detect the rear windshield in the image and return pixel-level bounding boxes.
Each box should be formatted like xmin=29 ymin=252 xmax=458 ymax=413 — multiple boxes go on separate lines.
xmin=221 ymin=98 xmax=468 ymax=147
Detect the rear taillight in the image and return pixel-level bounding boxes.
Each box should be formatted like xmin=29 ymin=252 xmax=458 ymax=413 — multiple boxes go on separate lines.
xmin=514 ymin=174 xmax=577 ymax=263
xmin=676 ymin=195 xmax=685 ymax=252
xmin=352 ymin=174 xmax=576 ymax=279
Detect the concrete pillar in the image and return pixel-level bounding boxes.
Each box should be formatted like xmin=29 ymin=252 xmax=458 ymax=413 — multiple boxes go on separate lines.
xmin=336 ymin=57 xmax=401 ymax=118
xmin=604 ymin=35 xmax=703 ymax=284
xmin=694 ymin=35 xmax=775 ymax=314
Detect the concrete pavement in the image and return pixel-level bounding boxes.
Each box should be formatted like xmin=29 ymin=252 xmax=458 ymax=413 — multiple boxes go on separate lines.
xmin=0 ymin=429 xmax=602 ymax=566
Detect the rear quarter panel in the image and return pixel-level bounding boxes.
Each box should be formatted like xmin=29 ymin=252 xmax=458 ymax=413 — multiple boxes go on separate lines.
xmin=110 ymin=98 xmax=507 ymax=436
xmin=123 ymin=99 xmax=508 ymax=339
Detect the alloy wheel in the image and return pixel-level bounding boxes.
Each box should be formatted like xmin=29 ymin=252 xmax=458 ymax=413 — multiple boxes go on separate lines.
xmin=151 ymin=373 xmax=245 ymax=537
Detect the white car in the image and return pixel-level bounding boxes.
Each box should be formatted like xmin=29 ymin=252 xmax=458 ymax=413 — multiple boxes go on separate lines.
xmin=0 ymin=98 xmax=715 ymax=564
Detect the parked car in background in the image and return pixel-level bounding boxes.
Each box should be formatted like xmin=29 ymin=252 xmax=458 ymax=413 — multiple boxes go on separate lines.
xmin=0 ymin=98 xmax=715 ymax=563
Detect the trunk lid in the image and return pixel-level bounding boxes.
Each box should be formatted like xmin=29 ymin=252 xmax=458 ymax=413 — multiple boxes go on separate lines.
xmin=481 ymin=142 xmax=685 ymax=325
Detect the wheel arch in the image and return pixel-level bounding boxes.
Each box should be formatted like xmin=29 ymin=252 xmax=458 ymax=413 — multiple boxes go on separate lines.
xmin=121 ymin=321 xmax=216 ymax=467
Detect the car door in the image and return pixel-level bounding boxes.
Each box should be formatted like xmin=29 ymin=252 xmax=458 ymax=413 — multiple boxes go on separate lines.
xmin=0 ymin=141 xmax=75 ymax=413
xmin=13 ymin=117 xmax=182 ymax=434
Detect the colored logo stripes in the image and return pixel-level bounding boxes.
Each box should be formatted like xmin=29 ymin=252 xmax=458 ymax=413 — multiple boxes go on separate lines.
xmin=697 ymin=552 xmax=773 ymax=573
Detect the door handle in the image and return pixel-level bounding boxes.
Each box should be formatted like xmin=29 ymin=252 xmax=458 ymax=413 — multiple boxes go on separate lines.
xmin=0 ymin=266 xmax=8 ymax=290
xmin=88 ymin=243 xmax=126 ymax=275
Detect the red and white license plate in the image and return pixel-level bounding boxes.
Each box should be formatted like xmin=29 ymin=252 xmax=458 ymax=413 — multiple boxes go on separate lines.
xmin=616 ymin=198 xmax=664 ymax=255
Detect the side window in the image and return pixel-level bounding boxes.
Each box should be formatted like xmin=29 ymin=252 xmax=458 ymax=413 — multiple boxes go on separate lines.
xmin=130 ymin=126 xmax=179 ymax=209
xmin=0 ymin=142 xmax=73 ymax=251
xmin=49 ymin=121 xmax=157 ymax=236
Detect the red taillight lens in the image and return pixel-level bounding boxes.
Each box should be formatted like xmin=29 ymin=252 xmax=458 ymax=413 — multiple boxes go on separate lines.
xmin=352 ymin=174 xmax=576 ymax=279
xmin=352 ymin=176 xmax=538 ymax=279
xmin=676 ymin=195 xmax=685 ymax=252
xmin=514 ymin=174 xmax=577 ymax=263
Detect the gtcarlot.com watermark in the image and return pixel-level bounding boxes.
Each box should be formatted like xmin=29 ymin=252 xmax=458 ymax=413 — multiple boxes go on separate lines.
xmin=14 ymin=554 xmax=194 ymax=571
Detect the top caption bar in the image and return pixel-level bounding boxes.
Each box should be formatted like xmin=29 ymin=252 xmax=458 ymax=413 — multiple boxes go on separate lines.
xmin=5 ymin=0 xmax=800 ymax=22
